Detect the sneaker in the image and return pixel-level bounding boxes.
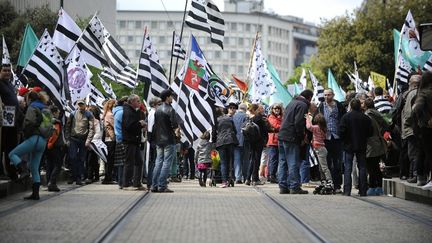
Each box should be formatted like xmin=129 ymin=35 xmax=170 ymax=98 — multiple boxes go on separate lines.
xmin=219 ymin=182 xmax=227 ymax=188
xmin=159 ymin=188 xmax=174 ymax=193
xmin=206 ymin=178 xmax=212 ymax=187
xmin=290 ymin=188 xmax=309 ymax=194
xmin=367 ymin=188 xmax=377 ymax=196
xmin=236 ymin=180 xmax=243 ymax=184
xmin=245 ymin=180 xmax=251 ymax=186
xmin=421 ymin=181 xmax=432 ymax=191
xmin=47 ymin=184 xmax=60 ymax=192
xmin=279 ymin=187 xmax=290 ymax=194
xmin=150 ymin=187 xmax=158 ymax=192
xmin=417 ymin=176 xmax=427 ymax=186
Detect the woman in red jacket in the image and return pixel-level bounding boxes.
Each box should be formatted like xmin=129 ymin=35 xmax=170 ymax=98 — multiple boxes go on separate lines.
xmin=266 ymin=103 xmax=283 ymax=183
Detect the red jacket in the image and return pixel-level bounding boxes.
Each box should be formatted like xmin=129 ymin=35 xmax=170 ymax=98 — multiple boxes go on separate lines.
xmin=267 ymin=113 xmax=282 ymax=146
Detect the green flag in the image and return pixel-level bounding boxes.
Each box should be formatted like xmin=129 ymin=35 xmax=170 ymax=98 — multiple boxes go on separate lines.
xmin=264 ymin=60 xmax=292 ymax=107
xmin=294 ymin=82 xmax=302 ymax=96
xmin=17 ymin=24 xmax=38 ymax=67
xmin=327 ymin=69 xmax=345 ymax=102
xmin=393 ymin=29 xmax=400 ymax=67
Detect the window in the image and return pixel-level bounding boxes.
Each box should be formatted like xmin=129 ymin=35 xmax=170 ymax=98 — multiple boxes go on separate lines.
xmin=223 ymin=65 xmax=229 ymax=72
xmin=135 ymin=36 xmax=141 ymax=44
xmin=159 ymin=36 xmax=166 ymax=44
xmin=135 ymin=21 xmax=142 ymax=29
xmin=238 ymin=66 xmax=244 ymax=74
xmin=231 ymin=23 xmax=237 ymax=31
xmin=215 ymin=51 xmax=221 ymax=58
xmin=222 ymin=52 xmax=229 ymax=59
xmin=127 ymin=21 xmax=134 ymax=29
xmin=230 ymin=51 xmax=236 ymax=59
xmin=167 ymin=21 xmax=174 ymax=28
xmin=207 ymin=51 xmax=213 ymax=59
xmin=119 ymin=21 xmax=126 ymax=28
xmin=128 ymin=36 xmax=133 ymax=42
xmin=238 ymin=37 xmax=244 ymax=45
xmin=229 ymin=37 xmax=236 ymax=45
xmin=135 ymin=50 xmax=141 ymax=57
xmin=151 ymin=21 xmax=158 ymax=29
xmin=238 ymin=23 xmax=244 ymax=31
xmin=119 ymin=36 xmax=126 ymax=44
xmin=245 ymin=24 xmax=251 ymax=31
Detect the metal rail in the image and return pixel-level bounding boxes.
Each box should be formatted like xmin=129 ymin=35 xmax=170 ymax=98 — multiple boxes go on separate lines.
xmin=253 ymin=186 xmax=329 ymax=243
xmin=93 ymin=191 xmax=150 ymax=243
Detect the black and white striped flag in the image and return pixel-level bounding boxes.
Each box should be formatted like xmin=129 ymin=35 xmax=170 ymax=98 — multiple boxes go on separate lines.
xmin=22 ymin=29 xmax=66 ymax=109
xmin=98 ymin=74 xmax=116 ymax=99
xmin=309 ymin=70 xmax=324 ymax=104
xmin=100 ymin=65 xmax=137 ymax=88
xmin=101 ymin=35 xmax=130 ymax=75
xmin=87 ymin=83 xmax=105 ymax=111
xmin=76 ymin=16 xmax=108 ymax=69
xmin=172 ymin=33 xmax=186 ymax=60
xmin=53 ymin=8 xmax=81 ymax=54
xmin=185 ymin=0 xmax=225 ymax=49
xmin=137 ymin=29 xmax=169 ymax=102
xmin=170 ymin=36 xmax=215 ymax=143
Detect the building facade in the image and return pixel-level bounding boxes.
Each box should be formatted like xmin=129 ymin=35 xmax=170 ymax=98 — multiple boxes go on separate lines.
xmin=116 ymin=9 xmax=318 ymax=82
xmin=7 ymin=0 xmax=117 ymax=36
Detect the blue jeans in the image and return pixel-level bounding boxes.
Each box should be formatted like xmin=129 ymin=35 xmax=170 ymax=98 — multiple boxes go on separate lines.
xmin=9 ymin=135 xmax=46 ymax=183
xmin=267 ymin=146 xmax=279 ymax=179
xmin=218 ymin=144 xmax=234 ymax=182
xmin=278 ymin=141 xmax=301 ymax=190
xmin=233 ymin=146 xmax=244 ymax=181
xmin=152 ymin=144 xmax=175 ymax=190
xmin=69 ymin=138 xmax=88 ymax=182
xmin=343 ymin=151 xmax=367 ymax=196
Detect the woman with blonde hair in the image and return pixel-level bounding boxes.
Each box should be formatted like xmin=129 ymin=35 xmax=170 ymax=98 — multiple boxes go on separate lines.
xmin=102 ymin=99 xmax=117 ymax=184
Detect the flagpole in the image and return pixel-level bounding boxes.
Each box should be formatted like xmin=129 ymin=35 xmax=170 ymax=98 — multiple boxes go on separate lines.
xmin=243 ymin=31 xmax=259 ymax=102
xmin=173 ymin=0 xmax=189 ymax=81
xmin=134 ymin=26 xmax=147 ymax=95
xmin=168 ymin=31 xmax=176 ymax=83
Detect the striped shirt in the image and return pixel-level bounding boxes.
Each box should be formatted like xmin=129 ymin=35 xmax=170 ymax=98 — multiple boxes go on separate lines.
xmin=323 ymin=102 xmax=339 ymax=139
xmin=373 ymin=96 xmax=393 ymax=114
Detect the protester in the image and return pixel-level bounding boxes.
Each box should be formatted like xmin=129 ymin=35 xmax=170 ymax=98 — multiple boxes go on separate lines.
xmin=266 ymin=103 xmax=283 ymax=183
xmin=145 ymin=97 xmax=161 ymax=189
xmin=113 ymin=96 xmax=128 ymax=189
xmin=65 ymin=99 xmax=95 ymax=185
xmin=232 ymin=103 xmax=248 ymax=184
xmin=373 ymin=87 xmax=393 ymax=114
xmin=102 ymin=99 xmax=117 ymax=184
xmin=85 ymin=105 xmax=102 ymax=184
xmin=9 ymin=91 xmax=50 ymax=200
xmin=339 ymin=98 xmax=373 ymax=196
xmin=195 ymin=130 xmax=214 ymax=187
xmin=45 ymin=105 xmax=64 ymax=192
xmin=151 ymin=90 xmax=178 ymax=193
xmin=278 ymin=90 xmax=313 ymax=194
xmin=216 ymin=104 xmax=238 ymax=188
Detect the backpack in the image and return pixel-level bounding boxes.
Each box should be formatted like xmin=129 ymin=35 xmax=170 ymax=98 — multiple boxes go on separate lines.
xmin=39 ymin=108 xmax=55 ymax=138
xmin=241 ymin=119 xmax=261 ymax=142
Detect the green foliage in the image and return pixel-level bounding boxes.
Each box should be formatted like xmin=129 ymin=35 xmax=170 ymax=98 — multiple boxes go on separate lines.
xmin=0 ymin=4 xmax=57 ymax=64
xmin=311 ymin=0 xmax=432 ymax=90
xmin=286 ymin=57 xmax=326 ymax=89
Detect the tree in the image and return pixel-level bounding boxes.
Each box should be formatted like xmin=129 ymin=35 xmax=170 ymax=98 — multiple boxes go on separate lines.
xmin=292 ymin=0 xmax=432 ymax=91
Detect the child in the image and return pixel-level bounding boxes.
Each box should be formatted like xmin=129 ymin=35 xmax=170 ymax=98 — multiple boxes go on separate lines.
xmin=306 ymin=113 xmax=334 ymax=194
xmin=194 ymin=131 xmax=214 ymax=187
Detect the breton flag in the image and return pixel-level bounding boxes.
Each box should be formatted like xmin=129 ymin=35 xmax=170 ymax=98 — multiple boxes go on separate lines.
xmin=76 ymin=16 xmax=108 ymax=69
xmin=171 ymin=35 xmax=215 ymax=143
xmin=172 ymin=32 xmax=186 ymax=60
xmin=98 ymin=74 xmax=116 ymax=99
xmin=87 ymin=83 xmax=105 ymax=111
xmin=185 ymin=0 xmax=225 ymax=49
xmin=2 ymin=35 xmax=11 ymax=65
xmin=100 ymin=65 xmax=137 ymax=88
xmin=299 ymin=68 xmax=307 ymax=91
xmin=22 ymin=30 xmax=67 ymax=109
xmin=65 ymin=46 xmax=92 ymax=108
xmin=90 ymin=139 xmax=108 ymax=163
xmin=52 ymin=8 xmax=81 ymax=54
xmin=309 ymin=70 xmax=324 ymax=103
xmin=102 ymin=34 xmax=130 ymax=76
xmin=247 ymin=37 xmax=275 ymax=103
xmin=137 ymin=28 xmax=169 ymax=102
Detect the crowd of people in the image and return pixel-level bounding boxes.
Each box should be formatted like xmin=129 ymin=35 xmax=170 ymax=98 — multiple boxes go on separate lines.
xmin=1 ymin=63 xmax=432 ymax=200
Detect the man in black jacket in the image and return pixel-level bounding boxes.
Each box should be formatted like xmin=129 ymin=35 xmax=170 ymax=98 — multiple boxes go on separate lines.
xmin=151 ymin=90 xmax=178 ymax=193
xmin=317 ymin=88 xmax=346 ymax=192
xmin=122 ymin=94 xmax=146 ymax=190
xmin=278 ymin=89 xmax=313 ymax=194
xmin=339 ymin=98 xmax=373 ymax=196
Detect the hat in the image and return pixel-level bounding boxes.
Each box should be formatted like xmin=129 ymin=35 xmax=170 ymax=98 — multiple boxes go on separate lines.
xmin=159 ymin=89 xmax=173 ymax=102
xmin=18 ymin=87 xmax=30 ymax=97
xmin=77 ymin=99 xmax=86 ymax=105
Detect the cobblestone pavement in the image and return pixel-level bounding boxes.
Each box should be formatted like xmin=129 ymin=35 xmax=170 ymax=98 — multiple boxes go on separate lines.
xmin=0 ymin=181 xmax=431 ymax=243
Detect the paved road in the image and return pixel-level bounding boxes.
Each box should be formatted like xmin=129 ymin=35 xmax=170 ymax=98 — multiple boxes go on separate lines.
xmin=0 ymin=181 xmax=431 ymax=243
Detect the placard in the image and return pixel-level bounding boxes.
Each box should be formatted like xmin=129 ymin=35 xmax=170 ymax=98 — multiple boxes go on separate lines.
xmin=2 ymin=106 xmax=15 ymax=127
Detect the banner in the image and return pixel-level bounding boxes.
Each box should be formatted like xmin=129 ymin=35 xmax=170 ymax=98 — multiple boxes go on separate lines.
xmin=370 ymin=71 xmax=386 ymax=89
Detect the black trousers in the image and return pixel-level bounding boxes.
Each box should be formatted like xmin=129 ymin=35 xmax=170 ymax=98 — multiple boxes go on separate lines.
xmin=366 ymin=156 xmax=383 ymax=188
xmin=183 ymin=147 xmax=195 ymax=179
xmin=87 ymin=150 xmax=99 ymax=181
xmin=417 ymin=128 xmax=432 ymax=178
xmin=122 ymin=143 xmax=143 ymax=187
xmin=1 ymin=127 xmax=18 ymax=179
xmin=146 ymin=144 xmax=157 ymax=188
xmin=46 ymin=146 xmax=63 ymax=185
xmin=104 ymin=141 xmax=116 ymax=182
xmin=325 ymin=139 xmax=343 ymax=189
xmin=247 ymin=144 xmax=263 ymax=182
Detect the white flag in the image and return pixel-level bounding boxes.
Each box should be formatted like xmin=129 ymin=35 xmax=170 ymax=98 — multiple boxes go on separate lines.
xmin=2 ymin=35 xmax=11 ymax=65
xmin=66 ymin=46 xmax=92 ymax=107
xmin=53 ymin=8 xmax=82 ymax=53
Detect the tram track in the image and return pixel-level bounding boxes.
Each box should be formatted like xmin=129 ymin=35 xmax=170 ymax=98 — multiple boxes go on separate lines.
xmin=253 ymin=186 xmax=329 ymax=243
xmin=93 ymin=191 xmax=150 ymax=243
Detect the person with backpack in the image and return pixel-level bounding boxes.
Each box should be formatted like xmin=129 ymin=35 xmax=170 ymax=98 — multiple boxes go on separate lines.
xmin=45 ymin=105 xmax=64 ymax=192
xmin=8 ymin=90 xmax=51 ymax=200
xmin=243 ymin=103 xmax=268 ymax=186
xmin=65 ymin=99 xmax=95 ymax=185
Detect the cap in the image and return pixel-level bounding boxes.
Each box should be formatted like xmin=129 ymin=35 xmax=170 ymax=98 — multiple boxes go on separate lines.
xmin=77 ymin=99 xmax=86 ymax=105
